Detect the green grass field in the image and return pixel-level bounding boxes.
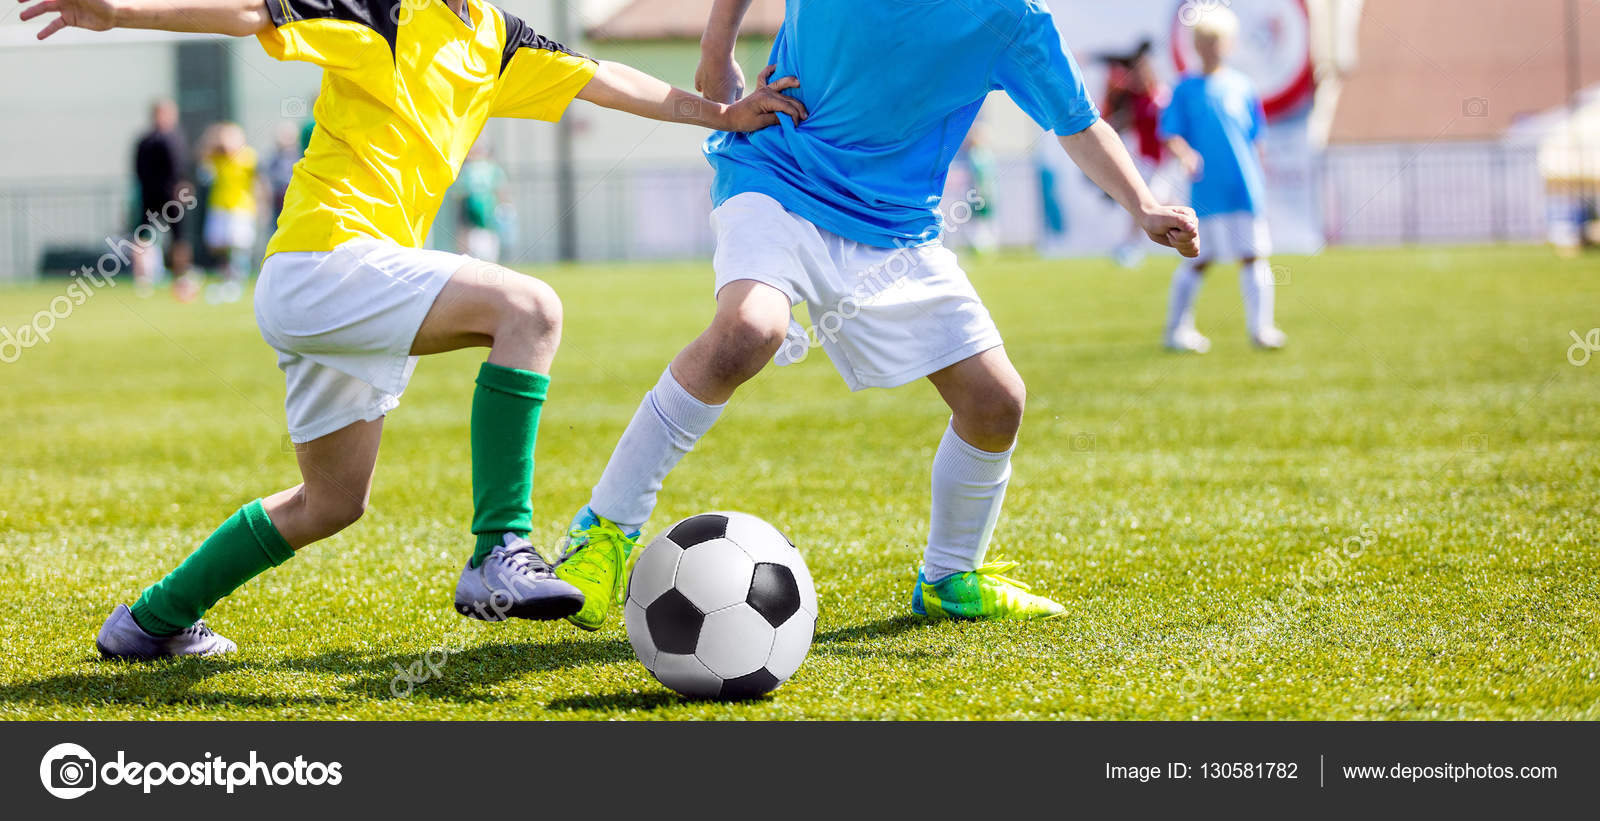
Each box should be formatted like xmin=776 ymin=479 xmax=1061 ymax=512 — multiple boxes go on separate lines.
xmin=1 ymin=244 xmax=1596 ymax=720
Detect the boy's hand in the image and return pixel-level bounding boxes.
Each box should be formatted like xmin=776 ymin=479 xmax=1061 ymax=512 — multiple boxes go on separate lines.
xmin=719 ymin=68 xmax=807 ymax=132
xmin=19 ymin=0 xmax=118 ymax=39
xmin=1176 ymin=145 xmax=1203 ymax=178
xmin=1141 ymin=204 xmax=1201 ymax=258
xmin=695 ymin=51 xmax=747 ymax=104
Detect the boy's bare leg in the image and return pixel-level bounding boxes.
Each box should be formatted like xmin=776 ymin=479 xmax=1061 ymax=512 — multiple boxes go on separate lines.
xmin=100 ymin=261 xmax=573 ymax=657
xmin=587 ymin=278 xmax=789 ymax=528
xmin=262 ymin=418 xmax=384 ymax=548
xmin=262 ymin=259 xmax=563 ymax=549
xmin=921 ymin=347 xmax=1025 ymax=582
xmin=914 ymin=346 xmax=1063 ymax=618
xmin=670 ymin=279 xmax=792 ymax=404
xmin=411 ymin=261 xmax=582 ymax=620
xmin=558 ymin=279 xmax=792 ymax=630
xmin=410 ymin=260 xmax=562 ymax=372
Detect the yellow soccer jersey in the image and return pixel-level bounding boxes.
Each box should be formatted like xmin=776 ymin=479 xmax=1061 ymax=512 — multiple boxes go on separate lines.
xmin=256 ymin=0 xmax=596 ymax=257
xmin=208 ymin=147 xmax=259 ymax=214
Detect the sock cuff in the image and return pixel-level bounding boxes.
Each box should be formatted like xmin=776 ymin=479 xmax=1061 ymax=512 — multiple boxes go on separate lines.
xmin=476 ymin=362 xmax=550 ymax=401
xmin=941 ymin=422 xmax=1015 ymax=462
xmin=242 ymin=499 xmax=295 ymax=566
xmin=652 ymin=366 xmax=725 ymax=430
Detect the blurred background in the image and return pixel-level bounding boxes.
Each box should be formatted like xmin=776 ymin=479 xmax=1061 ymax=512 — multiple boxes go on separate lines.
xmin=0 ymin=0 xmax=1595 ymax=281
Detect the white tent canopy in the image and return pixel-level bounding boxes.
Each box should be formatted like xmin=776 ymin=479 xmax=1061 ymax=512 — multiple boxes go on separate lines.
xmin=1506 ymin=85 xmax=1600 ymax=191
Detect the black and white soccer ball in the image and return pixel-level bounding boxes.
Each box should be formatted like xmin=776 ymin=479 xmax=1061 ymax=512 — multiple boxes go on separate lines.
xmin=625 ymin=512 xmax=817 ymax=700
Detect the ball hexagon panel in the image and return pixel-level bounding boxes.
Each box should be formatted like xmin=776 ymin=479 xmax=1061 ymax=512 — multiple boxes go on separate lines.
xmin=665 ymin=513 xmax=728 ymax=549
xmin=694 ymin=603 xmax=777 ymax=679
xmin=650 ymin=652 xmax=723 ymax=699
xmin=626 ymin=537 xmax=684 ymax=607
xmin=644 ymin=588 xmax=703 ymax=655
xmin=624 ymin=597 xmax=656 ymax=669
xmin=719 ymin=668 xmax=781 ymax=700
xmin=674 ymin=538 xmax=755 ymax=613
xmin=766 ymin=610 xmax=815 ymax=681
xmin=747 ymin=562 xmax=802 ymax=627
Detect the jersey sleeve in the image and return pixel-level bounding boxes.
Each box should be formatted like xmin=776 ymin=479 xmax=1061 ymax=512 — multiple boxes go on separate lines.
xmin=1248 ymin=88 xmax=1266 ymax=141
xmin=490 ymin=10 xmax=598 ymax=121
xmin=1158 ymin=83 xmax=1189 ymax=140
xmin=990 ymin=1 xmax=1101 ymax=136
xmin=255 ymin=0 xmax=399 ymax=74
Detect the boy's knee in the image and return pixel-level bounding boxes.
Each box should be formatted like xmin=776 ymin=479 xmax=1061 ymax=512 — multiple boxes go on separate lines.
xmin=707 ymin=312 xmax=787 ymax=378
xmin=954 ymin=376 xmax=1027 ymax=442
xmin=497 ymin=273 xmax=562 ymax=342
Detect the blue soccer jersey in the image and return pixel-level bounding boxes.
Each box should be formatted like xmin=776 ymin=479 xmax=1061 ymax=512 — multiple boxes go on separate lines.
xmin=706 ymin=0 xmax=1100 ymax=249
xmin=1159 ymin=68 xmax=1267 ymax=217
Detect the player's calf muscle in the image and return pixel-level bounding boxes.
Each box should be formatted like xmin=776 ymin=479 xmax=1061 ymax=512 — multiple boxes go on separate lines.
xmin=264 ymin=484 xmax=367 ymax=548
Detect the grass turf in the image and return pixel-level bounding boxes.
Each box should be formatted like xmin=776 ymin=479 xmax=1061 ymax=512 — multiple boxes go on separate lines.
xmin=0 ymin=244 xmax=1596 ymax=720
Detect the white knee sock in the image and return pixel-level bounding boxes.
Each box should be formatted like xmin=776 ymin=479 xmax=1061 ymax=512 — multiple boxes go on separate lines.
xmin=1242 ymin=258 xmax=1276 ymax=334
xmin=923 ymin=423 xmax=1014 ymax=583
xmin=1166 ymin=262 xmax=1203 ymax=337
xmin=588 ymin=367 xmax=725 ymax=531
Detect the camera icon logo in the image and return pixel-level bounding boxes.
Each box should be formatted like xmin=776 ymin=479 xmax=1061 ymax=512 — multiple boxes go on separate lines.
xmin=280 ymin=97 xmax=310 ymax=119
xmin=39 ymin=742 xmax=97 ymax=799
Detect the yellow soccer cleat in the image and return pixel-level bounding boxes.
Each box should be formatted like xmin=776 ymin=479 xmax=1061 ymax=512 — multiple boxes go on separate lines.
xmin=554 ymin=506 xmax=641 ymax=631
xmin=910 ymin=560 xmax=1066 ymax=620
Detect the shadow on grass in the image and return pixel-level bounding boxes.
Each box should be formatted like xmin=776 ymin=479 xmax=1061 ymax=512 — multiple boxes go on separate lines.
xmin=545 ymin=689 xmax=681 ymax=713
xmin=0 ymin=656 xmax=346 ymax=710
xmin=275 ymin=636 xmax=637 ymax=703
xmin=0 ymin=636 xmax=636 ymax=710
xmin=810 ymin=614 xmax=950 ymax=660
xmin=544 ymin=617 xmax=936 ymax=713
xmin=2 ymin=619 xmax=942 ymax=712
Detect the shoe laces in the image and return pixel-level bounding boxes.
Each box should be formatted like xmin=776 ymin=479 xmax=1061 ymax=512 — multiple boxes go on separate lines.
xmin=496 ymin=539 xmax=553 ymax=579
xmin=179 ymin=621 xmax=218 ymax=638
xmin=560 ymin=521 xmax=635 ymax=584
xmin=972 ymin=560 xmax=1033 ymax=592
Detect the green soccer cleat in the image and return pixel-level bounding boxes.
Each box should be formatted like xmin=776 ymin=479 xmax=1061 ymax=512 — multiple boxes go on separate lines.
xmin=554 ymin=506 xmax=641 ymax=631
xmin=910 ymin=560 xmax=1067 ymax=620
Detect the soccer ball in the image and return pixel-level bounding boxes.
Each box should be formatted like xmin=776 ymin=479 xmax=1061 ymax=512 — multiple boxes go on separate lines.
xmin=625 ymin=512 xmax=817 ymax=700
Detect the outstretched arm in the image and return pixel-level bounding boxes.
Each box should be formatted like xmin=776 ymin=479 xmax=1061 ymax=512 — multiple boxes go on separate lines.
xmin=1061 ymin=120 xmax=1200 ymax=257
xmin=695 ymin=0 xmax=757 ymax=103
xmin=576 ymin=60 xmax=806 ymax=133
xmin=17 ymin=0 xmax=270 ymax=38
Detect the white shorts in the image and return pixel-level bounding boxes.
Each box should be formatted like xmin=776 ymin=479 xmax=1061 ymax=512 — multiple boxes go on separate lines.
xmin=255 ymin=239 xmax=467 ymax=443
xmin=711 ymin=192 xmax=1003 ymax=392
xmin=204 ymin=208 xmax=257 ymax=251
xmin=1198 ymin=212 xmax=1272 ymax=263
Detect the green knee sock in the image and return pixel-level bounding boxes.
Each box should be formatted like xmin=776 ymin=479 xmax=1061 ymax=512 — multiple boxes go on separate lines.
xmin=470 ymin=362 xmax=550 ymax=567
xmin=130 ymin=499 xmax=295 ymax=636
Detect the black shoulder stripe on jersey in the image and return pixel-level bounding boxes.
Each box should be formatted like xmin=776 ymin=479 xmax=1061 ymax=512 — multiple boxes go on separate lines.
xmin=266 ymin=0 xmax=402 ymax=56
xmin=498 ymin=8 xmax=589 ymax=76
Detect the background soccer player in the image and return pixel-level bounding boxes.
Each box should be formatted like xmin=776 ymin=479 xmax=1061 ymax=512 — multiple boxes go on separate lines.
xmin=1100 ymin=41 xmax=1173 ymax=269
xmin=553 ymin=0 xmax=1200 ymax=628
xmin=1159 ymin=8 xmax=1288 ymax=352
xmin=17 ymin=0 xmax=807 ymax=659
xmin=197 ymin=121 xmax=259 ymax=303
